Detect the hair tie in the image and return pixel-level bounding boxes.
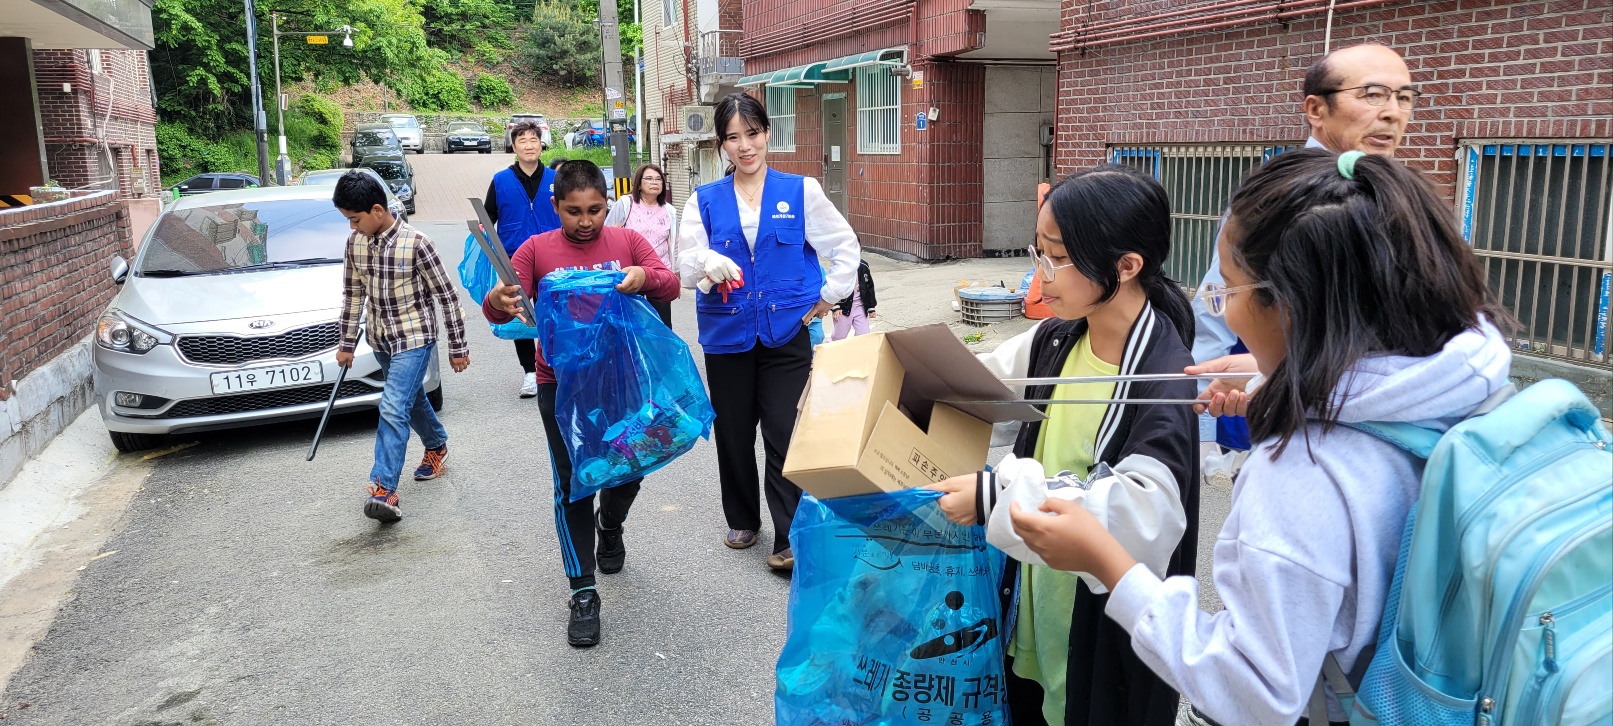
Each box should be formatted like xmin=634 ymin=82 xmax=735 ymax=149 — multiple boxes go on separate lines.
xmin=1337 ymin=150 xmax=1365 ymax=180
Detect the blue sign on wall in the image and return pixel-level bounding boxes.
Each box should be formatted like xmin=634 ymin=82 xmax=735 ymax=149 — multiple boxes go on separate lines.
xmin=915 ymin=112 xmax=927 ymax=131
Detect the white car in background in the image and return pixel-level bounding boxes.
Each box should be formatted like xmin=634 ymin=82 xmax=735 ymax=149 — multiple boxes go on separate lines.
xmin=94 ymin=186 xmax=442 ymax=452
xmin=380 ymin=113 xmax=424 ymax=154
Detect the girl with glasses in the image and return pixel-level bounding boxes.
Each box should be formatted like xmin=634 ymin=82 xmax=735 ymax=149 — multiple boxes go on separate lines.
xmin=998 ymin=149 xmax=1511 ymax=725
xmin=928 ymin=164 xmax=1201 ymax=726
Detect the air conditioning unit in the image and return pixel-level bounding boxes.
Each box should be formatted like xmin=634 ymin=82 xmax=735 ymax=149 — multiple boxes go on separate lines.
xmin=682 ymin=105 xmax=716 ymax=139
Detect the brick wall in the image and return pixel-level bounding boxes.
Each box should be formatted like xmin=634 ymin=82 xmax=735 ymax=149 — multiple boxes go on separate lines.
xmin=1053 ymin=0 xmax=1612 ymax=204
xmin=0 ymin=191 xmax=132 ymax=388
xmin=32 ymin=49 xmax=160 ymax=200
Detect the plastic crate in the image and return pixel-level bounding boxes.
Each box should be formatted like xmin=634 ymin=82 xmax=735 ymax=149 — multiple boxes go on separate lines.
xmin=958 ymin=287 xmax=1025 ymax=327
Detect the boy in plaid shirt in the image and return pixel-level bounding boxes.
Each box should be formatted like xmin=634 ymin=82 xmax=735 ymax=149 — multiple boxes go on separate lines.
xmin=333 ymin=171 xmax=471 ymax=523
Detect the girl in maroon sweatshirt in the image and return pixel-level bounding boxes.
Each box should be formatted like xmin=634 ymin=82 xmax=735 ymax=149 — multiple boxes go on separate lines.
xmin=484 ymin=160 xmax=679 ymax=647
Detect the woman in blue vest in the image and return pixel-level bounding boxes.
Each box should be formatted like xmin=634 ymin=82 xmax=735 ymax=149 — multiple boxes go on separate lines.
xmin=482 ymin=120 xmax=562 ymax=399
xmin=676 ymin=92 xmax=861 ymax=571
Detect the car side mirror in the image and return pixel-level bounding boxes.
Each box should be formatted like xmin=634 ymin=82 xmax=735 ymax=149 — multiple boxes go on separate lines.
xmin=177 ymin=185 xmax=189 ymax=192
xmin=110 ymin=256 xmax=129 ymax=284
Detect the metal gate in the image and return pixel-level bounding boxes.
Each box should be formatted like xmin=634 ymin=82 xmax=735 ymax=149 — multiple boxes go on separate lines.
xmin=1110 ymin=143 xmax=1298 ymax=287
xmin=1461 ymin=142 xmax=1612 ymax=368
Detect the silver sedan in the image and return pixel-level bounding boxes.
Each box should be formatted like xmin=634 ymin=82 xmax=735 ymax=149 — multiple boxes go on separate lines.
xmin=94 ymin=186 xmax=442 ymax=452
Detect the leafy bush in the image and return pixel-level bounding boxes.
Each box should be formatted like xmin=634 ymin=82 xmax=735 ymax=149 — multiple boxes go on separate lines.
xmin=520 ymin=3 xmax=601 ymax=88
xmin=404 ymin=66 xmax=472 ymax=112
xmin=156 ymin=122 xmax=254 ymax=184
xmin=472 ymin=74 xmax=517 ymax=109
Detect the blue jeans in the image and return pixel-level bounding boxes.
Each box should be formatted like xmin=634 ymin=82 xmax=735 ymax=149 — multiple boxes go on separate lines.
xmin=370 ymin=343 xmax=447 ymax=490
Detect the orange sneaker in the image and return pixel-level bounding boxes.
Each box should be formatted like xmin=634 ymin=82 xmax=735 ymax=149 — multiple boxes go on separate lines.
xmin=363 ymin=480 xmax=402 ymax=523
xmin=413 ymin=445 xmax=447 ymax=481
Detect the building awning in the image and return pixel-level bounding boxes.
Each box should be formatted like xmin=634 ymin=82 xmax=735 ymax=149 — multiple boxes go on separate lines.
xmin=739 ymin=48 xmax=907 ymax=88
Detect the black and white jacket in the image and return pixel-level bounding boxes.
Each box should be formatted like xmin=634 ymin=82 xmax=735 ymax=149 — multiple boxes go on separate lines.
xmin=975 ymin=304 xmax=1201 ymax=726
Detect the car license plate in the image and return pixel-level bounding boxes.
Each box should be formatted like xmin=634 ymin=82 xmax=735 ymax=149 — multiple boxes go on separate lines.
xmin=210 ymin=362 xmax=324 ymax=395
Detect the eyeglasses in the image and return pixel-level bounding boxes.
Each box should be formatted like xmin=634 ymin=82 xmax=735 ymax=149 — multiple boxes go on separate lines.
xmin=1320 ymin=84 xmax=1422 ymax=110
xmin=1196 ymin=280 xmax=1272 ymax=317
xmin=1028 ymin=245 xmax=1076 ymax=283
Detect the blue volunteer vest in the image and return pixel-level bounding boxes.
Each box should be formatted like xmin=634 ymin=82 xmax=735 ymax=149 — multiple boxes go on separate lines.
xmin=694 ymin=169 xmax=824 ymax=354
xmin=492 ymin=165 xmax=561 ymax=255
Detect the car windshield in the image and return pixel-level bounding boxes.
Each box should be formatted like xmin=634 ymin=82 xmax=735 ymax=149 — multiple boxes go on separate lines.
xmin=300 ymin=170 xmax=345 ymax=185
xmin=386 ymin=117 xmax=419 ymax=129
xmin=355 ymin=130 xmax=395 ymax=146
xmin=365 ymin=162 xmax=406 ymax=181
xmin=137 ymin=199 xmax=349 ymax=275
xmin=448 ymin=123 xmax=482 ymax=134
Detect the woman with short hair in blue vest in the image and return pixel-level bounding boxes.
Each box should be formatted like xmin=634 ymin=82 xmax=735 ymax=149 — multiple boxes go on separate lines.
xmin=677 ymin=92 xmax=861 ymax=571
xmin=482 ymin=120 xmax=561 ymax=399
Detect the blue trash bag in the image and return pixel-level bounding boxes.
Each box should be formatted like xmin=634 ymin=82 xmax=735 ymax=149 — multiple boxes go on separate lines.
xmin=777 ymin=489 xmax=1010 ymax=726
xmin=458 ymin=232 xmax=540 ymax=340
xmin=536 ymin=268 xmax=714 ymax=501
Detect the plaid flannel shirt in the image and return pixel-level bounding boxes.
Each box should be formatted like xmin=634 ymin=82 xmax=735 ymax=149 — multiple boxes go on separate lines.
xmin=338 ymin=217 xmax=468 ymax=359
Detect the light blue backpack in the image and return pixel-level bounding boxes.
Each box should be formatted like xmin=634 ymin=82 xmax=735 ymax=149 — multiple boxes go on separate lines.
xmin=1316 ymin=379 xmax=1613 ymax=726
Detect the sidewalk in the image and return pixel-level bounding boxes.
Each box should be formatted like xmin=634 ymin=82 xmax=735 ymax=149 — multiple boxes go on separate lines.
xmin=857 ymin=253 xmax=1040 ymax=350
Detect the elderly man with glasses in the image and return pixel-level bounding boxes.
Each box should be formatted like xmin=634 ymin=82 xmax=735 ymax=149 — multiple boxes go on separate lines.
xmin=1190 ymin=43 xmax=1418 ymax=424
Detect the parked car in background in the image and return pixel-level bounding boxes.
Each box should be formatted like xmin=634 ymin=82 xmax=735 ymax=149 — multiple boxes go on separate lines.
xmin=505 ymin=113 xmax=552 ymax=149
xmin=350 ymin=124 xmax=403 ymax=165
xmin=171 ymin=173 xmax=260 ymax=196
xmin=94 ymin=186 xmax=442 ymax=453
xmin=297 ymin=167 xmax=408 ymax=221
xmin=357 ymin=152 xmax=416 ymax=215
xmin=380 ymin=113 xmax=424 ymax=154
xmin=573 ymin=119 xmax=636 ymax=148
xmin=445 ymin=121 xmax=491 ymax=154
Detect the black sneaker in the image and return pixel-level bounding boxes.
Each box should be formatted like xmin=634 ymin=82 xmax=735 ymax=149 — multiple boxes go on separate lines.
xmin=568 ymin=589 xmax=601 ymax=647
xmin=596 ymin=512 xmax=625 ymax=574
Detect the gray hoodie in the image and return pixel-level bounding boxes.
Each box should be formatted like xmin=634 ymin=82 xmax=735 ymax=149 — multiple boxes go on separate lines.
xmin=1106 ymin=321 xmax=1514 ymax=725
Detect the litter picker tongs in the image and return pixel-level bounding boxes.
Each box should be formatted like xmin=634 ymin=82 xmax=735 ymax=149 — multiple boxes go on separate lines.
xmin=466 ymin=198 xmax=538 ymax=326
xmin=944 ymin=372 xmax=1258 ymax=407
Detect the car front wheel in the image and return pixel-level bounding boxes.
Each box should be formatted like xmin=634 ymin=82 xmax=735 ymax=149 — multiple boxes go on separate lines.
xmin=109 ymin=429 xmax=163 ymax=453
xmin=427 ymin=385 xmax=444 ymax=411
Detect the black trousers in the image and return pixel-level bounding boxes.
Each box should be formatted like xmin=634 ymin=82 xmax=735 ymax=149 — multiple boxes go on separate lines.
xmin=703 ymin=327 xmax=812 ymax=553
xmin=538 ymin=383 xmax=640 ymax=590
xmin=651 ymin=299 xmax=673 ymax=329
xmin=514 ymin=338 xmax=537 ymax=374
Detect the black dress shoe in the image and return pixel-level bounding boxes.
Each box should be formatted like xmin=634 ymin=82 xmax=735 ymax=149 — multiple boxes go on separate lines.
xmin=568 ymin=589 xmax=601 ymax=647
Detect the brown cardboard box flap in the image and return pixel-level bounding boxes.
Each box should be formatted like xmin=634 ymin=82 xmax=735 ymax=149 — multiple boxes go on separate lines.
xmin=885 ymin=324 xmax=1044 ymax=426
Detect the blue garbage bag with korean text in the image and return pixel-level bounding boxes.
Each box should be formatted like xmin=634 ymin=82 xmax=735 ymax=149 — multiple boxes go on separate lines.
xmin=537 ymin=268 xmax=714 ymax=501
xmin=777 ymin=489 xmax=1009 ymax=726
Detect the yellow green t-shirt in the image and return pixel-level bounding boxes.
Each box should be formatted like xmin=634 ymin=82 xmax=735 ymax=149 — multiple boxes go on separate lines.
xmin=1010 ymin=333 xmax=1118 ymax=726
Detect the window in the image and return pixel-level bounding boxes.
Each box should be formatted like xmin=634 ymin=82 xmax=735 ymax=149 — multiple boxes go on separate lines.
xmin=856 ymin=66 xmax=900 ymax=155
xmin=1461 ymin=142 xmax=1611 ymax=366
xmin=215 ymin=177 xmax=247 ymax=189
xmin=767 ymin=87 xmax=796 ymax=151
xmin=661 ymin=0 xmax=677 ymax=27
xmin=1109 ymin=143 xmax=1298 ymax=286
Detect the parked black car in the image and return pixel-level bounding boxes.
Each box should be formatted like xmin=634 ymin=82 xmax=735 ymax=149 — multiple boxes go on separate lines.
xmin=358 ymin=152 xmax=415 ymax=215
xmin=351 ymin=124 xmax=403 ymax=166
xmin=171 ymin=173 xmax=260 ymax=196
xmin=445 ymin=121 xmax=491 ymax=154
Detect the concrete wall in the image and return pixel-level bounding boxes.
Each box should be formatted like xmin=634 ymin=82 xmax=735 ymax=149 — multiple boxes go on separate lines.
xmin=982 ymin=65 xmax=1055 ymax=253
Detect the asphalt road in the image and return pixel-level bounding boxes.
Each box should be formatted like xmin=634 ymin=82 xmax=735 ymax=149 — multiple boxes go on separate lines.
xmin=1 ymin=205 xmax=792 ymax=724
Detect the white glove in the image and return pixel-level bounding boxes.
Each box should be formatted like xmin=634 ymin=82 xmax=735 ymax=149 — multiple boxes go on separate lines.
xmin=694 ymin=249 xmax=742 ymax=294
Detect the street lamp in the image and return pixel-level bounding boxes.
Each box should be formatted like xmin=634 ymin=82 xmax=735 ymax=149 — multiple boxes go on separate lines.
xmin=270 ymin=13 xmax=355 ymax=185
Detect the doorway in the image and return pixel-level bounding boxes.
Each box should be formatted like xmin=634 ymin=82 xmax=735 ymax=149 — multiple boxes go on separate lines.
xmin=822 ymin=94 xmax=847 ymax=216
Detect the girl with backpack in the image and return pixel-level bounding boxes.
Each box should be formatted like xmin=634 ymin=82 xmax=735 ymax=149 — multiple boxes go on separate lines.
xmin=1000 ymin=148 xmax=1513 ymax=725
xmin=928 ymin=164 xmax=1202 ymax=726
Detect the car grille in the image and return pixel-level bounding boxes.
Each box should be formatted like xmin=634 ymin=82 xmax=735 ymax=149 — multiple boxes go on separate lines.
xmin=157 ymin=380 xmax=379 ymax=419
xmin=177 ymin=323 xmax=341 ymax=366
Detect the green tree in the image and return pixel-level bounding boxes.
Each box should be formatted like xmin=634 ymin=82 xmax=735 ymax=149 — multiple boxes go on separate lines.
xmin=403 ymin=61 xmax=472 ymax=112
xmin=568 ymin=0 xmax=640 ymax=61
xmin=423 ymin=0 xmax=517 ymax=64
xmin=472 ymin=74 xmax=517 ymax=109
xmin=519 ymin=3 xmax=601 ymax=88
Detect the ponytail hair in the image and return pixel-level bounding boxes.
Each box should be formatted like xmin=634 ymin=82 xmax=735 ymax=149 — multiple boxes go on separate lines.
xmin=713 ymin=92 xmax=770 ymax=176
xmin=1043 ymin=164 xmax=1195 ymax=347
xmin=1226 ymin=148 xmax=1507 ymax=455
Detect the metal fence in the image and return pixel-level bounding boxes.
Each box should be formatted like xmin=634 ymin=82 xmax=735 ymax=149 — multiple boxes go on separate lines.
xmin=1461 ymin=142 xmax=1612 ymax=368
xmin=1109 ymin=143 xmax=1298 ymax=287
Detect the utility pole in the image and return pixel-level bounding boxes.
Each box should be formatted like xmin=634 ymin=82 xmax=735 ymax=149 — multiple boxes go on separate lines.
xmin=245 ymin=0 xmax=272 ymax=184
xmin=271 ymin=13 xmax=289 ymax=185
xmin=633 ymin=0 xmax=643 ymax=157
xmin=598 ymin=0 xmax=631 ymax=197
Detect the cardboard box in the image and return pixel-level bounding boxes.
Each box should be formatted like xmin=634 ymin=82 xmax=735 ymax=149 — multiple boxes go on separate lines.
xmin=783 ymin=324 xmax=1044 ymax=499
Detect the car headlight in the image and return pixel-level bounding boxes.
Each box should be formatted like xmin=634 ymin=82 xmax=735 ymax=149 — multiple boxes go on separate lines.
xmin=395 ymin=184 xmax=413 ymax=201
xmin=96 ymin=311 xmax=170 ymax=354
